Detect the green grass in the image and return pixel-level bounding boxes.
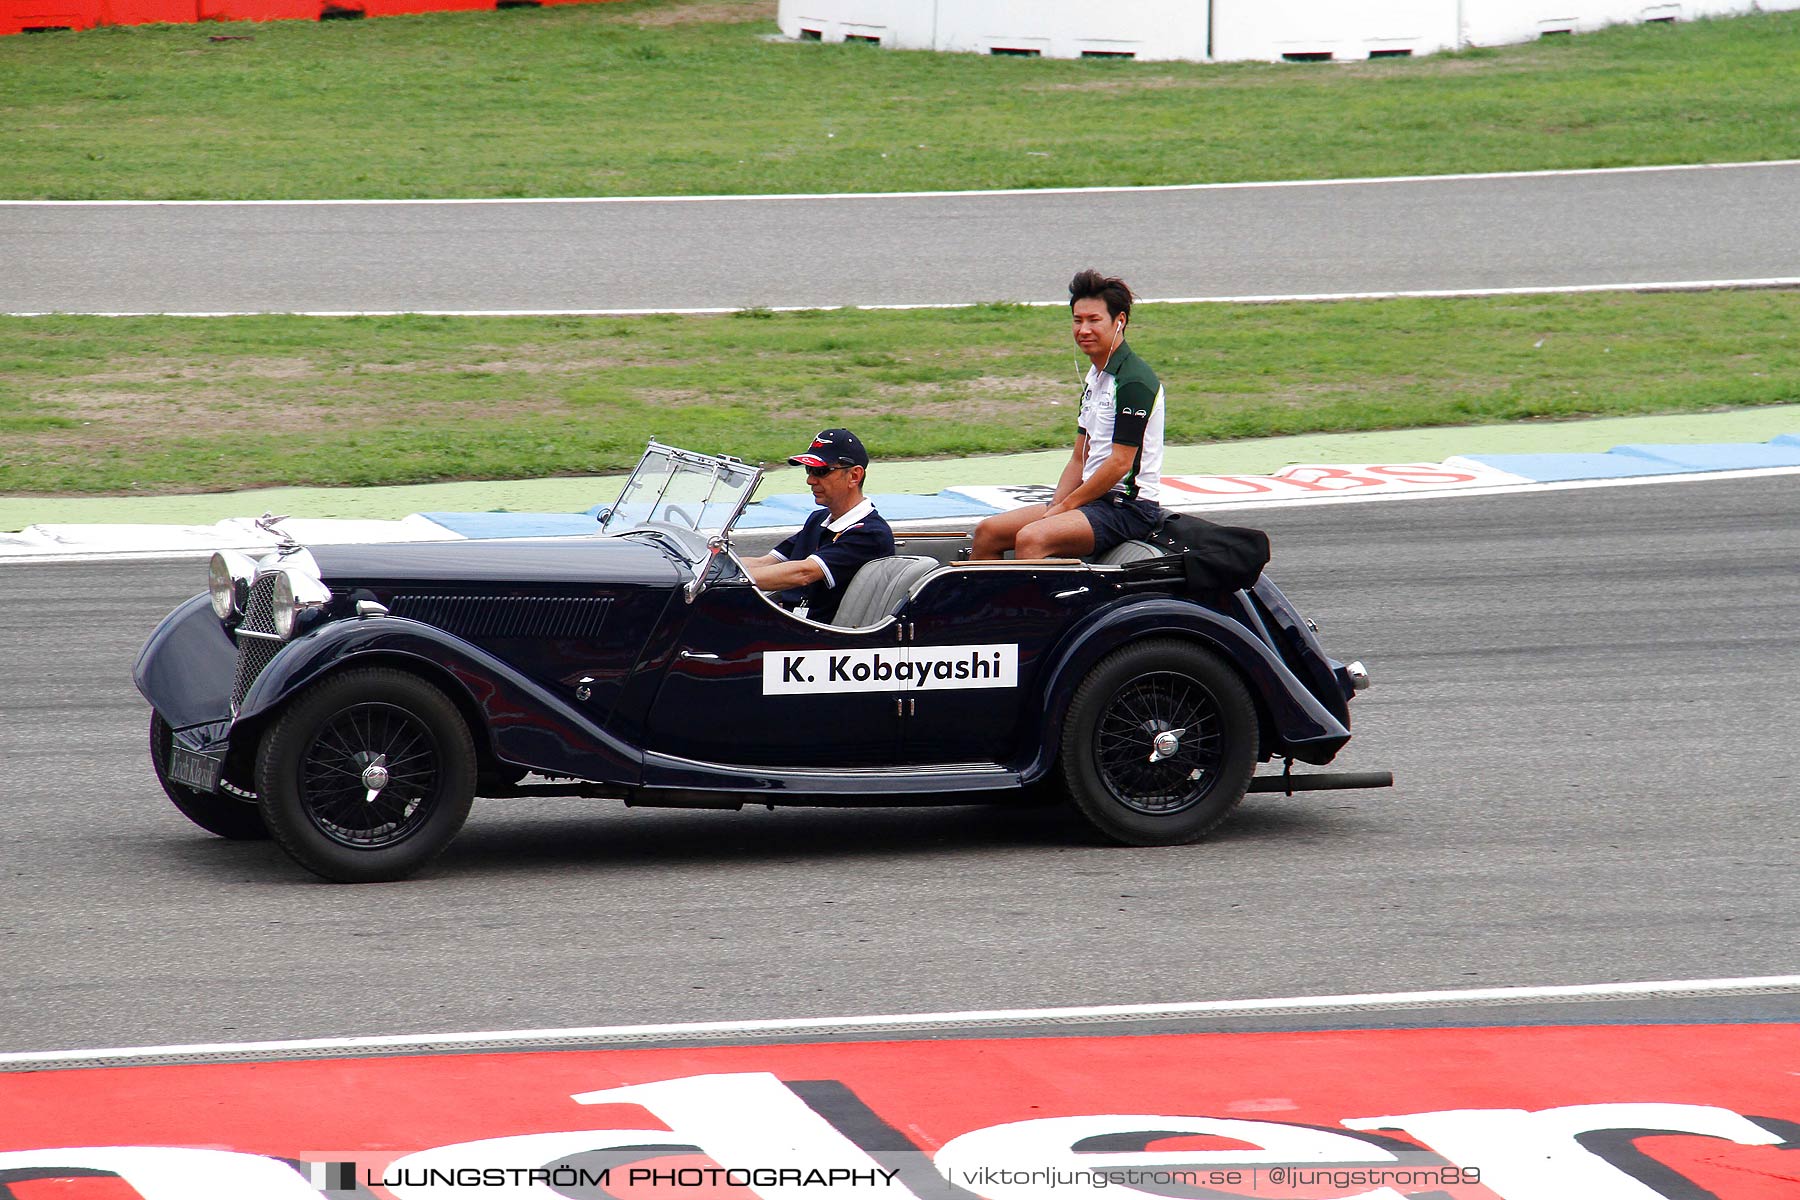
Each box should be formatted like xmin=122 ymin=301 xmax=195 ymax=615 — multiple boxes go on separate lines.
xmin=1 ymin=1 xmax=1798 ymax=199
xmin=2 ymin=290 xmax=1796 ymax=495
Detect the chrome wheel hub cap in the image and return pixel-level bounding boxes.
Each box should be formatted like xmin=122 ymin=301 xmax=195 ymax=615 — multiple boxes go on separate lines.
xmin=359 ymin=753 xmax=390 ymax=802
xmin=1148 ymin=727 xmax=1186 ymax=764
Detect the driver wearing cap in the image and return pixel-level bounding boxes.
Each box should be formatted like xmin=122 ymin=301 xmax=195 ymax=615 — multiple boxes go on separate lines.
xmin=741 ymin=428 xmax=896 ymax=624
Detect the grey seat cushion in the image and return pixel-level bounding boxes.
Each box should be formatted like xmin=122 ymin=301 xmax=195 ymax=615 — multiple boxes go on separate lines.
xmin=1093 ymin=539 xmax=1165 ymax=565
xmin=831 ymin=555 xmax=938 ymax=628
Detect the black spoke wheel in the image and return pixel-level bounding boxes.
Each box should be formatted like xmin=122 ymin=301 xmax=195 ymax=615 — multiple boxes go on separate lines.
xmin=1061 ymin=640 xmax=1257 ymax=846
xmin=256 ymin=668 xmax=475 ymax=883
xmin=150 ymin=712 xmax=269 ymax=840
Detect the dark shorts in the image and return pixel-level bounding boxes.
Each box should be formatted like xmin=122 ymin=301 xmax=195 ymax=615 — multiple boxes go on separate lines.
xmin=1077 ymin=493 xmax=1161 ymax=556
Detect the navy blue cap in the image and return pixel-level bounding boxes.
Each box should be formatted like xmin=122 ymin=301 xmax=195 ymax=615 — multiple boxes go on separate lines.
xmin=789 ymin=428 xmax=869 ymax=469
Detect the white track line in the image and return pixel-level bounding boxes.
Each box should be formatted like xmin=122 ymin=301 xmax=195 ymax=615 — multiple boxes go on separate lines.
xmin=3 ymin=158 xmax=1798 ymax=207
xmin=4 ymin=975 xmax=1795 ymax=1067
xmin=17 ymin=276 xmax=1797 ymax=319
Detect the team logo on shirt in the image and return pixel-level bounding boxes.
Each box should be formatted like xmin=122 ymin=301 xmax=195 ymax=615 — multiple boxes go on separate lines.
xmin=763 ymin=644 xmax=1019 ymax=695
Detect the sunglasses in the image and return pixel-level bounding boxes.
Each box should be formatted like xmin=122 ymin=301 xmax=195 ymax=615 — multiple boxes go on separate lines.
xmin=804 ymin=464 xmax=852 ymax=478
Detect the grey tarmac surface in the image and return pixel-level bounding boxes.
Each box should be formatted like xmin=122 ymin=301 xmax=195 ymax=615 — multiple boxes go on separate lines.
xmin=5 ymin=162 xmax=1800 ymax=314
xmin=1 ymin=474 xmax=1795 ymax=1055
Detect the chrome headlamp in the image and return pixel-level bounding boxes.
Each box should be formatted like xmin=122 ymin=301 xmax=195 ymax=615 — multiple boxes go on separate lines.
xmin=270 ymin=567 xmax=332 ymax=640
xmin=208 ymin=550 xmax=257 ymax=623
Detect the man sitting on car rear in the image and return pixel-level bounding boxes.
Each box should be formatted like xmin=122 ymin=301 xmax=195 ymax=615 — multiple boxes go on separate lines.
xmin=741 ymin=428 xmax=896 ymax=624
xmin=970 ymin=269 xmax=1165 ymax=561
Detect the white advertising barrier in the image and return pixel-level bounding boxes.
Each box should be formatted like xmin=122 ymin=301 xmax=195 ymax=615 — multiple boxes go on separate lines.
xmin=1459 ymin=0 xmax=1800 ymax=48
xmin=945 ymin=457 xmax=1533 ymax=511
xmin=777 ymin=0 xmax=1208 ymax=60
xmin=0 ymin=514 xmax=462 ymax=561
xmin=779 ymin=0 xmax=932 ymax=47
xmin=778 ymin=0 xmax=1800 ymax=62
xmin=1211 ymin=0 xmax=1457 ymax=63
xmin=932 ymin=0 xmax=1208 ymax=60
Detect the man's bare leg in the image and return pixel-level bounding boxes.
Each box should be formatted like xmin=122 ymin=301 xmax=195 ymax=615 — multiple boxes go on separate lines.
xmin=970 ymin=504 xmax=1048 ymax=560
xmin=1014 ymin=510 xmax=1096 ymax=560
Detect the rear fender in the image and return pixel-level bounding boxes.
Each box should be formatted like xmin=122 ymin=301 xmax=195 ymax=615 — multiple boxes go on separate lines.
xmin=237 ymin=616 xmax=644 ymax=787
xmin=1025 ymin=596 xmax=1351 ymax=780
xmin=1248 ymin=575 xmax=1354 ymax=723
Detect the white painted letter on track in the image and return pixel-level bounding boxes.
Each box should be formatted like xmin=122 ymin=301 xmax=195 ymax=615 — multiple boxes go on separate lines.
xmin=934 ymin=1114 xmax=1409 ymax=1200
xmin=1344 ymin=1103 xmax=1787 ymax=1200
xmin=0 ymin=1146 xmax=323 ymax=1200
xmin=384 ymin=1073 xmax=921 ymax=1197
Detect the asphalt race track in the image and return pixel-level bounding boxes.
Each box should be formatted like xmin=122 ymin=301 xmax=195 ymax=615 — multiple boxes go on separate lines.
xmin=2 ymin=474 xmax=1793 ymax=1055
xmin=5 ymin=162 xmax=1800 ymax=314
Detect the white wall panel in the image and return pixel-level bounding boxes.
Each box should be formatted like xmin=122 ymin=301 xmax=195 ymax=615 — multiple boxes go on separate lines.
xmin=777 ymin=0 xmax=1800 ymax=62
xmin=778 ymin=0 xmax=933 ymax=47
xmin=933 ymin=0 xmax=1208 ymax=61
xmin=1212 ymin=0 xmax=1457 ymax=62
xmin=778 ymin=0 xmax=1207 ymax=59
xmin=1459 ymin=0 xmax=1800 ymax=48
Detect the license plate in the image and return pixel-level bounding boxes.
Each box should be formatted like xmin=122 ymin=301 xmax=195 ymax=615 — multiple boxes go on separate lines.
xmin=168 ymin=746 xmax=223 ymax=792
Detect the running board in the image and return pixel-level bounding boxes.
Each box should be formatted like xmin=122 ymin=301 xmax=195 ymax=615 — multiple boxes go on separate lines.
xmin=1249 ymin=769 xmax=1394 ymax=795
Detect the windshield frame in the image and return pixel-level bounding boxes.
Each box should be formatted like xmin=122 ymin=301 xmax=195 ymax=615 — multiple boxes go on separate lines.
xmin=598 ymin=441 xmax=764 ymax=560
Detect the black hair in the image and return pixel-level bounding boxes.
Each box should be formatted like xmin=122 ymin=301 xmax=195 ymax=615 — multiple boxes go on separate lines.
xmin=1068 ymin=269 xmax=1134 ymax=321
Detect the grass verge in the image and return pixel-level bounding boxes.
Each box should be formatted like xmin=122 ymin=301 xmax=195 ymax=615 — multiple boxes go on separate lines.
xmin=1 ymin=2 xmax=1798 ymax=199
xmin=2 ymin=289 xmax=1796 ymax=496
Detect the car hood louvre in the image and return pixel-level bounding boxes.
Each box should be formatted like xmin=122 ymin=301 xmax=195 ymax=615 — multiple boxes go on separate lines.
xmin=386 ymin=593 xmax=616 ymax=641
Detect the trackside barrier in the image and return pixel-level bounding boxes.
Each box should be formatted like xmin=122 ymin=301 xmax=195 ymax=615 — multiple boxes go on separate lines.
xmin=193 ymin=0 xmax=317 ymax=21
xmin=1458 ymin=0 xmax=1800 ymax=47
xmin=0 ymin=0 xmax=621 ymax=34
xmin=351 ymin=0 xmax=490 ymax=19
xmin=1211 ymin=0 xmax=1456 ymax=63
xmin=100 ymin=0 xmax=199 ymax=25
xmin=1 ymin=0 xmax=103 ymax=34
xmin=776 ymin=0 xmax=1800 ymax=62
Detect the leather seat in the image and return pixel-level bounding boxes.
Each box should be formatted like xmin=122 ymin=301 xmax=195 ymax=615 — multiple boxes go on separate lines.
xmin=830 ymin=556 xmax=938 ymax=628
xmin=1093 ymin=539 xmax=1164 ymax=565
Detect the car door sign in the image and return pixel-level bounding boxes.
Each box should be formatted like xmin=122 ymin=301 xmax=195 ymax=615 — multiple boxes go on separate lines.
xmin=763 ymin=644 xmax=1019 ymax=695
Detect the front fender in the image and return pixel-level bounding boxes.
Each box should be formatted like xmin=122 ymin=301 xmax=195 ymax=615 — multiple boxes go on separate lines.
xmin=134 ymin=593 xmax=235 ymax=729
xmin=1025 ymin=595 xmax=1352 ymax=779
xmin=237 ymin=615 xmax=644 ymax=787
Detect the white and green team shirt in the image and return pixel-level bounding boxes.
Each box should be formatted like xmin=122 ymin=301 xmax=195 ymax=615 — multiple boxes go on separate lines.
xmin=1077 ymin=340 xmax=1165 ymax=503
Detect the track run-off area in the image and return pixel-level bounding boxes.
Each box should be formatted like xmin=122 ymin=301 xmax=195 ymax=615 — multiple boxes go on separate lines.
xmin=3 ymin=474 xmax=1798 ymax=1197
xmin=3 ymin=162 xmax=1798 ymax=1198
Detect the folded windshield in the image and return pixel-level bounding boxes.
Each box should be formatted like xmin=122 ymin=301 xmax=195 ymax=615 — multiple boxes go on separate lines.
xmin=599 ymin=442 xmax=762 ymax=540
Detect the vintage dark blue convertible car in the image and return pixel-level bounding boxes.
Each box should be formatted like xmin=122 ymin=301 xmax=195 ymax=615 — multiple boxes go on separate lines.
xmin=136 ymin=442 xmax=1388 ymax=882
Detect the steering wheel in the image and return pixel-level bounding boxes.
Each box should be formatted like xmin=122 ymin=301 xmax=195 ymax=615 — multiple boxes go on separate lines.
xmin=660 ymin=504 xmax=696 ymax=529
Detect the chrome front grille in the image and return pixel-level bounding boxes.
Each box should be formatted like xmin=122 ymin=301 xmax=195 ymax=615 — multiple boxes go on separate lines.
xmin=242 ymin=572 xmax=279 ymax=636
xmin=231 ymin=574 xmax=283 ymax=712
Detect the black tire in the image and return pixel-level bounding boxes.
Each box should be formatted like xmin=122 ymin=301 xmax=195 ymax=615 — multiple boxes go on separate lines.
xmin=149 ymin=712 xmax=269 ymax=840
xmin=1060 ymin=639 xmax=1258 ymax=846
xmin=255 ymin=668 xmax=476 ymax=883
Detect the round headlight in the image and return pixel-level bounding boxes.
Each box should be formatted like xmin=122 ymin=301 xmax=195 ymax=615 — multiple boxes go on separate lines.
xmin=269 ymin=566 xmax=332 ymax=640
xmin=270 ymin=570 xmax=298 ymax=639
xmin=208 ymin=550 xmax=255 ymax=622
xmin=208 ymin=555 xmax=236 ymax=620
